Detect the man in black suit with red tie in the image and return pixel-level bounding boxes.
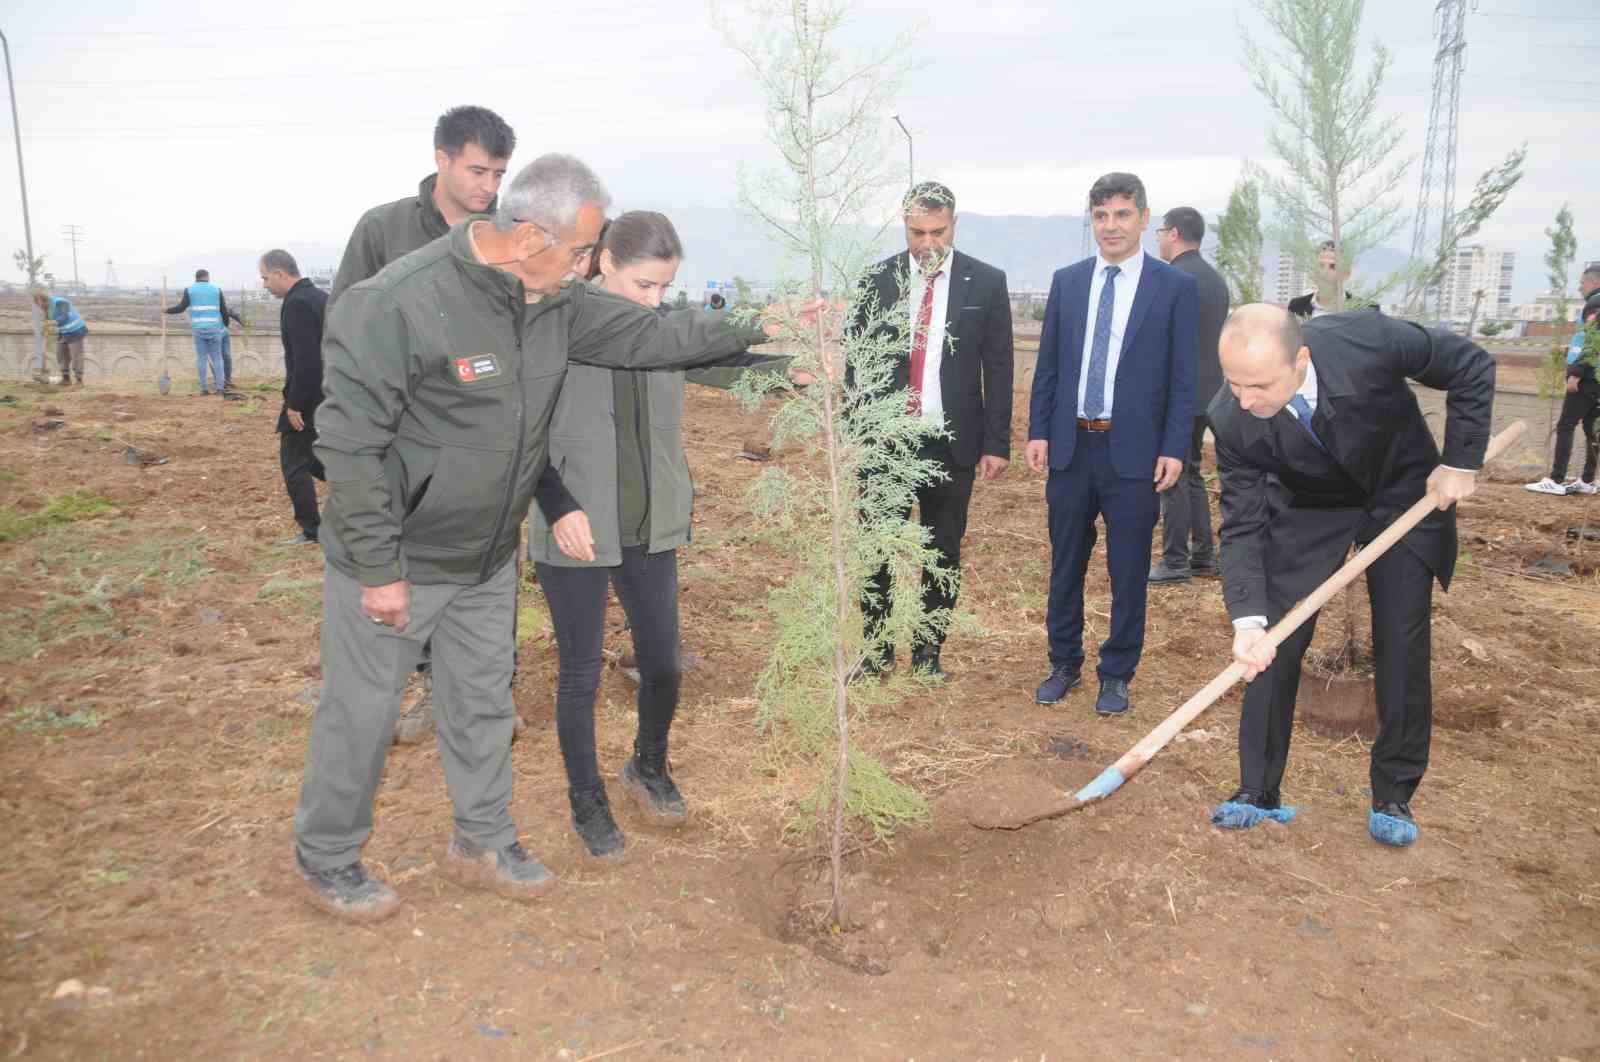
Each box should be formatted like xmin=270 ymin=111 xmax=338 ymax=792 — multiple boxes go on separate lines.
xmin=1208 ymin=304 xmax=1494 ymax=848
xmin=852 ymin=181 xmax=1015 ymax=680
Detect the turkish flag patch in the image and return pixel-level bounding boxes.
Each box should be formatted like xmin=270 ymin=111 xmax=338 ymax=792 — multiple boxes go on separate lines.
xmin=453 ymin=353 xmax=502 ymax=383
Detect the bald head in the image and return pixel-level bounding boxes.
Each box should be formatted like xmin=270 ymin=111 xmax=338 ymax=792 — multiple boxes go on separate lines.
xmin=1219 ymin=303 xmax=1311 ymax=419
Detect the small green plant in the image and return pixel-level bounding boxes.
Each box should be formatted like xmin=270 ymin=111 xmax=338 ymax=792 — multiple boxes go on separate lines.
xmin=725 ymin=0 xmax=939 ymax=924
xmin=0 ymin=490 xmax=116 ymax=542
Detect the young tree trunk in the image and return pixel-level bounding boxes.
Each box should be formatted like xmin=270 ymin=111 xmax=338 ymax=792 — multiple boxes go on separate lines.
xmin=794 ymin=83 xmax=853 ymax=928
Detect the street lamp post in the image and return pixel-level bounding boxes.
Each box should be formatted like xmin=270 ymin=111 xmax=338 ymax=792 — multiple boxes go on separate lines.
xmin=1 ymin=29 xmax=43 ymax=377
xmin=891 ymin=113 xmax=913 ymax=190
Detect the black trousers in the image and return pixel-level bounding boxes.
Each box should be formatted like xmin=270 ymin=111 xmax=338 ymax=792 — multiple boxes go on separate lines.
xmin=278 ymin=430 xmax=324 ymax=536
xmin=1159 ymin=416 xmax=1215 ymax=567
xmin=1550 ymin=389 xmax=1600 ymax=483
xmin=536 ymin=546 xmax=680 ymax=791
xmin=1238 ymin=507 xmax=1434 ymax=806
xmin=863 ymin=441 xmax=976 ymax=656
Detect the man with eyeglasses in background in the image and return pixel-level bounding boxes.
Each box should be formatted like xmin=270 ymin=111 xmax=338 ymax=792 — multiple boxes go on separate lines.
xmin=1149 ymin=206 xmax=1229 ymax=584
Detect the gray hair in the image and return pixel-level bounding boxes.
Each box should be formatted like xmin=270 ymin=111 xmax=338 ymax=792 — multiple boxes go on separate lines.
xmin=259 ymin=249 xmax=300 ymax=277
xmin=492 ymin=153 xmax=611 ymax=233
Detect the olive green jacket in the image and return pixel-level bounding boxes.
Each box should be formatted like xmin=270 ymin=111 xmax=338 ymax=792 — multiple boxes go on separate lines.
xmin=314 ymin=219 xmax=764 ymax=587
xmin=529 ymin=301 xmax=790 ymax=566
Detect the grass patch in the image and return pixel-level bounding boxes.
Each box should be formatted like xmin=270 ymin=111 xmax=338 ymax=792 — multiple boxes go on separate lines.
xmin=257 ymin=574 xmax=322 ymax=615
xmin=0 ymin=490 xmax=117 ymax=542
xmin=516 ymin=605 xmax=551 ymax=644
xmin=5 ymin=704 xmax=107 ymax=731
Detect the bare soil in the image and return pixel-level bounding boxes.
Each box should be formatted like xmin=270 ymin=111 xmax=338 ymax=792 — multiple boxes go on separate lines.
xmin=0 ymin=376 xmax=1596 ymax=1060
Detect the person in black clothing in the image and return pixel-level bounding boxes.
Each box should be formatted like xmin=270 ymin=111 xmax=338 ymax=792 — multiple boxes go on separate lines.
xmin=528 ymin=212 xmax=797 ymax=858
xmin=259 ymin=249 xmax=328 ymax=545
xmin=1210 ymin=304 xmax=1493 ymax=848
xmin=1286 ymin=241 xmax=1353 ymax=319
xmin=1525 ymin=266 xmax=1600 ymax=496
xmin=1149 ymin=206 xmax=1230 ymax=583
xmin=849 ymin=181 xmax=1015 ymax=681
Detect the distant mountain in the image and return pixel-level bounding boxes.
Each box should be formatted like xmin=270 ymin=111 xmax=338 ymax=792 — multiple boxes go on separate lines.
xmin=150 ymin=208 xmax=1416 ymax=305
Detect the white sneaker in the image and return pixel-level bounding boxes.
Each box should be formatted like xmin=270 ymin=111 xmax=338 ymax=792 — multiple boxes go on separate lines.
xmin=1525 ymin=477 xmax=1568 ymax=495
xmin=1569 ymin=480 xmax=1599 ymax=495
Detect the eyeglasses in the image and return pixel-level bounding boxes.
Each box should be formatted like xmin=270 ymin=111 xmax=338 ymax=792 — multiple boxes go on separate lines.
xmin=1155 ymin=226 xmax=1174 ymax=235
xmin=517 ymin=217 xmax=597 ymax=268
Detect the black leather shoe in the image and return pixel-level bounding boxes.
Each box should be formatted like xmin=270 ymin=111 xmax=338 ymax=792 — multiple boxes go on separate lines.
xmin=1094 ymin=678 xmax=1131 ymax=715
xmin=1147 ymin=562 xmax=1193 ymax=584
xmin=1222 ymin=786 xmax=1281 ymax=810
xmin=1035 ymin=665 xmax=1082 ymax=705
xmin=910 ymin=647 xmax=948 ymax=682
xmin=1189 ymin=556 xmax=1219 ymax=576
xmin=1372 ymin=799 xmax=1413 ymax=822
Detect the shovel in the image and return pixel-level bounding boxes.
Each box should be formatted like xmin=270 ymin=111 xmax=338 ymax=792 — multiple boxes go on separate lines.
xmin=157 ymin=277 xmax=171 ymax=395
xmin=967 ymin=420 xmax=1528 ymax=830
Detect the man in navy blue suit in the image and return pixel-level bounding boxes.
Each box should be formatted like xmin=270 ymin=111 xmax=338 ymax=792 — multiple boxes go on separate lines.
xmin=1026 ymin=173 xmax=1197 ymax=715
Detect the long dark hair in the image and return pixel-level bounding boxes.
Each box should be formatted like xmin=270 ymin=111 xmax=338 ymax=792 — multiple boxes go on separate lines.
xmin=586 ymin=210 xmax=683 ymax=280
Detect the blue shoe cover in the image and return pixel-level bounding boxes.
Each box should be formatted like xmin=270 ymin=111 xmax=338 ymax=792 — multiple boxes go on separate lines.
xmin=1368 ymin=809 xmax=1417 ymax=847
xmin=1210 ymin=801 xmax=1297 ymax=830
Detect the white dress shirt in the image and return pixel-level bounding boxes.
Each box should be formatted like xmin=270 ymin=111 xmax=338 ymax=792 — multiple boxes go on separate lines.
xmin=1076 ymin=250 xmax=1146 ymax=419
xmin=907 ymin=250 xmax=953 ymax=426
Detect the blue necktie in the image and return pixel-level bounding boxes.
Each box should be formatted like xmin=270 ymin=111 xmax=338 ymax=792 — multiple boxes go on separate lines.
xmin=1288 ymin=393 xmax=1326 ymax=452
xmin=1082 ymin=264 xmax=1120 ymax=419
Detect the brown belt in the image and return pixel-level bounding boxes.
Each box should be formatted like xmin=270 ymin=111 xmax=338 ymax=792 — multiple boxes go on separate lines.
xmin=1076 ymin=417 xmax=1112 ymax=432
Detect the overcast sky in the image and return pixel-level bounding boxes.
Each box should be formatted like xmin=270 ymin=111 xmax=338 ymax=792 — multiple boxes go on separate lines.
xmin=1 ymin=0 xmax=1594 ymax=303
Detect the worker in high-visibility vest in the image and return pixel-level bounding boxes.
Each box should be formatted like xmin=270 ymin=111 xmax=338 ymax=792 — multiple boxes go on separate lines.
xmin=164 ymin=268 xmax=235 ymax=395
xmin=33 ymin=291 xmax=90 ymax=386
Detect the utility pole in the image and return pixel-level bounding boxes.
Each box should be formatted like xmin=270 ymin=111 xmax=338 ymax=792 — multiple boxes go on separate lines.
xmin=2 ymin=29 xmax=44 ymax=376
xmin=61 ymin=224 xmax=85 ymax=290
xmin=891 ymin=113 xmax=913 ymax=190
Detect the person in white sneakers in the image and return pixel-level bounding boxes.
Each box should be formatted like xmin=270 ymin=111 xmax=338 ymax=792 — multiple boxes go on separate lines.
xmin=1526 ymin=266 xmax=1600 ymax=496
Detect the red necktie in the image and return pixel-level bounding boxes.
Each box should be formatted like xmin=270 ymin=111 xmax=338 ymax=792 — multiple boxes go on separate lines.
xmin=908 ymin=268 xmax=939 ymax=415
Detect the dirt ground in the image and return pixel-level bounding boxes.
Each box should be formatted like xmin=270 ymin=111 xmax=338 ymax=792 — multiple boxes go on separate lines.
xmin=0 ymin=374 xmax=1596 ymax=1061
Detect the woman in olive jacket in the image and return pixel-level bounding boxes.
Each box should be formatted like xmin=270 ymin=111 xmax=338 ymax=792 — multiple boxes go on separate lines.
xmin=529 ymin=212 xmax=796 ymax=857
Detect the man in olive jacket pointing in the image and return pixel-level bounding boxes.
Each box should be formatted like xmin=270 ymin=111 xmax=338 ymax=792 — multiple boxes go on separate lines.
xmin=292 ymin=154 xmax=771 ymax=922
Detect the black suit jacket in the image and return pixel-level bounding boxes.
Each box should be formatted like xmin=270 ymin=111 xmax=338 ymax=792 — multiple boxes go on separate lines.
xmin=1169 ymin=249 xmax=1228 ymax=411
xmin=851 ymin=249 xmax=1014 ymax=466
xmin=277 ymin=277 xmax=329 ymax=434
xmin=1208 ymin=309 xmax=1495 ymax=621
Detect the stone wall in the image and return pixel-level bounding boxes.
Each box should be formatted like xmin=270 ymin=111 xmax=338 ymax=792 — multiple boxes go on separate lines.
xmin=1 ymin=329 xmax=285 ymax=382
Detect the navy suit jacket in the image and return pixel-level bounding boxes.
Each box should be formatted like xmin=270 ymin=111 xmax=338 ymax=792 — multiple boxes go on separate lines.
xmin=1027 ymin=253 xmax=1197 ymax=478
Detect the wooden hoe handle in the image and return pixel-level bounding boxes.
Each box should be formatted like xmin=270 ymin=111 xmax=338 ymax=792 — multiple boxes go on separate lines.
xmin=1073 ymin=420 xmax=1527 ymax=804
